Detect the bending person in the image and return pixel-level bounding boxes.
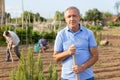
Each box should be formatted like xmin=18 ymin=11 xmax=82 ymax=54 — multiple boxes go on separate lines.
xmin=3 ymin=30 xmax=21 ymax=62
xmin=38 ymin=37 xmax=49 ymax=53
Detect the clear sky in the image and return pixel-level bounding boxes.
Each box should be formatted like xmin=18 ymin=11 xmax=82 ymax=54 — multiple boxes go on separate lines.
xmin=5 ymin=0 xmax=118 ymax=18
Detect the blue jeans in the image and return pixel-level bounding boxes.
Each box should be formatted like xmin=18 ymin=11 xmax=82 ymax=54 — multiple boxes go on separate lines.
xmin=61 ymin=77 xmax=94 ymax=80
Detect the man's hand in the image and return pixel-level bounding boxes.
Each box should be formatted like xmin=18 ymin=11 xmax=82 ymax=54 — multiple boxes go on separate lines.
xmin=10 ymin=46 xmax=12 ymax=50
xmin=72 ymin=64 xmax=85 ymax=74
xmin=67 ymin=44 xmax=76 ymax=55
xmin=6 ymin=40 xmax=8 ymax=43
xmin=8 ymin=42 xmax=13 ymax=50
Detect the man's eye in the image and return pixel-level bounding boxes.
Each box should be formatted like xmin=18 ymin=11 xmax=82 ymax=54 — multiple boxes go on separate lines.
xmin=68 ymin=16 xmax=71 ymax=18
xmin=67 ymin=15 xmax=77 ymax=18
xmin=73 ymin=15 xmax=77 ymax=17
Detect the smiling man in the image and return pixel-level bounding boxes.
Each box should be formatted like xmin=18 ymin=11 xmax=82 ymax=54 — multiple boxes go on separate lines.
xmin=53 ymin=6 xmax=98 ymax=80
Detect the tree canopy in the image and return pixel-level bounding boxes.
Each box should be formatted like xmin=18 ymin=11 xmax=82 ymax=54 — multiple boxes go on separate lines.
xmin=84 ymin=8 xmax=102 ymax=22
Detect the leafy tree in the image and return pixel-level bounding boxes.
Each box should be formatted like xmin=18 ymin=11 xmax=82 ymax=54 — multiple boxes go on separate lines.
xmin=39 ymin=16 xmax=46 ymax=22
xmin=5 ymin=12 xmax=11 ymax=23
xmin=84 ymin=8 xmax=102 ymax=22
xmin=60 ymin=12 xmax=64 ymax=21
xmin=54 ymin=11 xmax=64 ymax=21
xmin=22 ymin=11 xmax=46 ymax=23
xmin=22 ymin=11 xmax=34 ymax=23
xmin=54 ymin=11 xmax=61 ymax=21
xmin=34 ymin=13 xmax=40 ymax=21
xmin=101 ymin=12 xmax=112 ymax=19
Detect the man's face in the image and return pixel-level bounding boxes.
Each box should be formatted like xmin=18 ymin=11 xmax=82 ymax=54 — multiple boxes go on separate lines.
xmin=64 ymin=9 xmax=80 ymax=29
xmin=42 ymin=38 xmax=46 ymax=41
xmin=6 ymin=34 xmax=10 ymax=37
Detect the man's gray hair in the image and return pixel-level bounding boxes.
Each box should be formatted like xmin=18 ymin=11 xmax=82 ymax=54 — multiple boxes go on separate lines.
xmin=64 ymin=6 xmax=80 ymax=16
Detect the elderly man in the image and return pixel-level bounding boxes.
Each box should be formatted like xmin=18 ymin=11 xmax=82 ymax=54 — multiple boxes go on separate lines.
xmin=53 ymin=6 xmax=98 ymax=80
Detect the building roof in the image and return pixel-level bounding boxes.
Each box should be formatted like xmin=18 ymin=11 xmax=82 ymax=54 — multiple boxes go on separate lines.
xmin=103 ymin=16 xmax=120 ymax=22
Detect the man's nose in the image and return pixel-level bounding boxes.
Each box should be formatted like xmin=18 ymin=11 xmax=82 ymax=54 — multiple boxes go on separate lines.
xmin=70 ymin=16 xmax=74 ymax=20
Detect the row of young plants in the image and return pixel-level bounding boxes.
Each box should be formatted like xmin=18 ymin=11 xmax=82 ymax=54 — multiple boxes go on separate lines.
xmin=10 ymin=47 xmax=58 ymax=80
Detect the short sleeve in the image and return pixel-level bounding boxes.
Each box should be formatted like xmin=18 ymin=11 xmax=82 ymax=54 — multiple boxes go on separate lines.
xmin=88 ymin=31 xmax=97 ymax=48
xmin=38 ymin=39 xmax=42 ymax=45
xmin=54 ymin=32 xmax=63 ymax=52
xmin=3 ymin=31 xmax=6 ymax=37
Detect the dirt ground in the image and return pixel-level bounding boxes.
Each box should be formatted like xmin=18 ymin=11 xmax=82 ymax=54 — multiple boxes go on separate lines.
xmin=1 ymin=27 xmax=120 ymax=80
xmin=0 ymin=45 xmax=60 ymax=80
xmin=0 ymin=45 xmax=120 ymax=80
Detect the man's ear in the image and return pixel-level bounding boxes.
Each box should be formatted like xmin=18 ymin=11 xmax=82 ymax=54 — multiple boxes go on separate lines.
xmin=63 ymin=17 xmax=65 ymax=21
xmin=64 ymin=17 xmax=67 ymax=23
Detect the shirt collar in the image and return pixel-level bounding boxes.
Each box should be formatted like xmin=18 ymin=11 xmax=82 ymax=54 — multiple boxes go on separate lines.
xmin=66 ymin=23 xmax=83 ymax=32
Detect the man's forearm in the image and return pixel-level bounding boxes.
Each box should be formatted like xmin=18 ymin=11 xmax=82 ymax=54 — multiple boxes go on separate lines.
xmin=82 ymin=55 xmax=98 ymax=70
xmin=9 ymin=42 xmax=13 ymax=50
xmin=53 ymin=51 xmax=70 ymax=62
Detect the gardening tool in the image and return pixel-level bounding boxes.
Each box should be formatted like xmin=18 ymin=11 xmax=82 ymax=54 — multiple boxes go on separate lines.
xmin=71 ymin=45 xmax=79 ymax=80
xmin=72 ymin=54 xmax=79 ymax=80
xmin=8 ymin=44 xmax=13 ymax=63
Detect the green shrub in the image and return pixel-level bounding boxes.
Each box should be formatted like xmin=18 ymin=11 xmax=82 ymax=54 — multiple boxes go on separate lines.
xmin=94 ymin=31 xmax=102 ymax=45
xmin=107 ymin=21 xmax=120 ymax=27
xmin=88 ymin=26 xmax=103 ymax=31
xmin=10 ymin=47 xmax=58 ymax=80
